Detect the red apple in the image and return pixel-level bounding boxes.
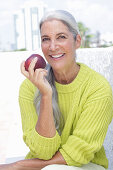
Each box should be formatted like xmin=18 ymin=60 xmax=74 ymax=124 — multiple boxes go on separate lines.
xmin=25 ymin=54 xmax=46 ymax=71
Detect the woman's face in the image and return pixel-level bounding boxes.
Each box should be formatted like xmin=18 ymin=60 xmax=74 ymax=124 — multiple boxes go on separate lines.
xmin=40 ymin=19 xmax=80 ymax=72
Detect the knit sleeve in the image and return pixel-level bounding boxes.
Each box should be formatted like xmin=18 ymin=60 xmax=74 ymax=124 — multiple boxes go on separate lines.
xmin=59 ymin=82 xmax=113 ymax=167
xmin=19 ymin=79 xmax=61 ymax=160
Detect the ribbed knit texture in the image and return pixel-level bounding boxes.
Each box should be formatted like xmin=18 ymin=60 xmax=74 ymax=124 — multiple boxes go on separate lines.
xmin=19 ymin=63 xmax=113 ymax=168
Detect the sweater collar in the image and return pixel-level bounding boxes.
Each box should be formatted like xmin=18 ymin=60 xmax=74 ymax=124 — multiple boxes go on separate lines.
xmin=55 ymin=63 xmax=89 ymax=93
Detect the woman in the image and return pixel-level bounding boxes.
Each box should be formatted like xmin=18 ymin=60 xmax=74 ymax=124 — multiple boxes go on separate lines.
xmin=0 ymin=10 xmax=112 ymax=170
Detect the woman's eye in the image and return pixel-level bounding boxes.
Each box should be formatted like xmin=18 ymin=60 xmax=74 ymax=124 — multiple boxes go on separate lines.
xmin=42 ymin=38 xmax=50 ymax=42
xmin=58 ymin=35 xmax=66 ymax=39
xmin=61 ymin=36 xmax=66 ymax=39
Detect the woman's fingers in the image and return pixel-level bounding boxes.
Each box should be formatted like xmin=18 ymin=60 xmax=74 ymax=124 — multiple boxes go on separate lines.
xmin=20 ymin=58 xmax=38 ymax=79
xmin=20 ymin=61 xmax=29 ymax=78
xmin=20 ymin=59 xmax=50 ymax=94
xmin=34 ymin=69 xmax=52 ymax=95
xmin=28 ymin=57 xmax=38 ymax=77
xmin=34 ymin=69 xmax=47 ymax=83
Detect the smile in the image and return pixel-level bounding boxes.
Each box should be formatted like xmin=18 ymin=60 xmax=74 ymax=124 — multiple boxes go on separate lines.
xmin=49 ymin=53 xmax=65 ymax=59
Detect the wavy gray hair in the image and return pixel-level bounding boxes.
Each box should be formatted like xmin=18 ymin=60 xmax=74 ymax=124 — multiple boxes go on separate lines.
xmin=34 ymin=10 xmax=80 ymax=135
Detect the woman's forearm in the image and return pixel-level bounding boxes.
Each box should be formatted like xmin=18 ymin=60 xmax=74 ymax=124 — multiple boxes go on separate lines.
xmin=35 ymin=94 xmax=56 ymax=138
xmin=17 ymin=151 xmax=67 ymax=169
xmin=48 ymin=151 xmax=67 ymax=165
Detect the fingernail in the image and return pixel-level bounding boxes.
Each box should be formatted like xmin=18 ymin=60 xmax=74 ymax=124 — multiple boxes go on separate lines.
xmin=34 ymin=57 xmax=38 ymax=61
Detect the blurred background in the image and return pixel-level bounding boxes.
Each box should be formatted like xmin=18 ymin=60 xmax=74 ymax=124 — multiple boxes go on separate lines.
xmin=0 ymin=0 xmax=113 ymax=51
xmin=0 ymin=0 xmax=113 ymax=169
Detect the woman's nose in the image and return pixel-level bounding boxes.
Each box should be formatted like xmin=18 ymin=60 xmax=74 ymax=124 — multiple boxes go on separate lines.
xmin=49 ymin=40 xmax=58 ymax=51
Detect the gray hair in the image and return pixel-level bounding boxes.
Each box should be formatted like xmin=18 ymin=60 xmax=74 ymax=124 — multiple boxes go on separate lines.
xmin=34 ymin=10 xmax=80 ymax=135
xmin=40 ymin=9 xmax=80 ymax=40
xmin=34 ymin=64 xmax=64 ymax=135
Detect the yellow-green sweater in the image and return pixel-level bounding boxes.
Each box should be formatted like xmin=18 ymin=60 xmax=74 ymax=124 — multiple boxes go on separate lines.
xmin=19 ymin=63 xmax=113 ymax=168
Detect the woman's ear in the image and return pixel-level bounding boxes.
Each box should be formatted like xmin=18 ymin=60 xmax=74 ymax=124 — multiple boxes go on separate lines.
xmin=75 ymin=34 xmax=81 ymax=49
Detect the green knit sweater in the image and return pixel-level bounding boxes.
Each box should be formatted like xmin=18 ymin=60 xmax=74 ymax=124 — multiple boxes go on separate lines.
xmin=19 ymin=63 xmax=113 ymax=168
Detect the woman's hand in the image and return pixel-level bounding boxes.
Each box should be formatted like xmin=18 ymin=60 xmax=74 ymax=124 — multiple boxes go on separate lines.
xmin=0 ymin=161 xmax=41 ymax=170
xmin=21 ymin=58 xmax=52 ymax=96
xmin=0 ymin=152 xmax=66 ymax=170
xmin=0 ymin=163 xmax=17 ymax=170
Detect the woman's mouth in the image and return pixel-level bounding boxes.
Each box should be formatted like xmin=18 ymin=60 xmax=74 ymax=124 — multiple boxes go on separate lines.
xmin=49 ymin=53 xmax=65 ymax=59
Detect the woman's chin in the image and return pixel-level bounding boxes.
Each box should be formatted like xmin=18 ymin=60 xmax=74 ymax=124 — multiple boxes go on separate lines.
xmin=51 ymin=63 xmax=65 ymax=72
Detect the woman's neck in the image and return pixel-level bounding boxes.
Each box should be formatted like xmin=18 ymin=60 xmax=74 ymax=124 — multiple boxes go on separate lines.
xmin=53 ymin=63 xmax=80 ymax=84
